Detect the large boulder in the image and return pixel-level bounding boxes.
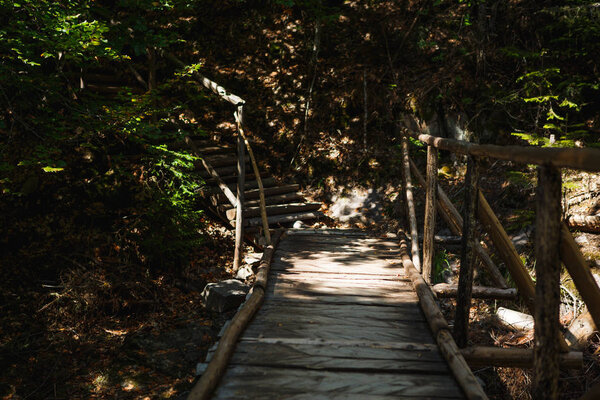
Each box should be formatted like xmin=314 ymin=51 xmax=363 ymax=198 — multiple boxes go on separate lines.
xmin=201 ymin=279 xmax=250 ymax=313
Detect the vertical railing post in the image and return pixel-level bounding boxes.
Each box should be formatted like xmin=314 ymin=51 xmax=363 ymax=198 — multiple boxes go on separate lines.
xmin=533 ymin=165 xmax=562 ymax=400
xmin=422 ymin=144 xmax=438 ymax=283
xmin=233 ymin=106 xmax=245 ymax=271
xmin=401 ymin=135 xmax=421 ymax=272
xmin=454 ymin=156 xmax=479 ymax=348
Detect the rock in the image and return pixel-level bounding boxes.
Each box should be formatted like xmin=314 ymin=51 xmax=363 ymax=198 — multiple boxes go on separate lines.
xmin=566 ymin=309 xmax=597 ymax=349
xmin=196 ymin=362 xmax=209 ymax=376
xmin=575 ymin=234 xmax=589 ymax=245
xmin=235 ymin=265 xmax=254 ymax=281
xmin=243 ymin=252 xmax=262 ymax=265
xmin=511 ymin=227 xmax=533 ymax=250
xmin=293 ymin=220 xmax=306 ymax=229
xmin=201 ymin=279 xmax=250 ymax=313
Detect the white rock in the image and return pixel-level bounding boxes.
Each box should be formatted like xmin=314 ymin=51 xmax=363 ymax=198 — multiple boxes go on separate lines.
xmin=236 ymin=265 xmax=254 ymax=280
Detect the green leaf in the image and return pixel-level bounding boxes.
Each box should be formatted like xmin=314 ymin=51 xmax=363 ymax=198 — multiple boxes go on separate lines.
xmin=546 ymin=108 xmax=564 ymax=121
xmin=42 ymin=166 xmax=64 ymax=173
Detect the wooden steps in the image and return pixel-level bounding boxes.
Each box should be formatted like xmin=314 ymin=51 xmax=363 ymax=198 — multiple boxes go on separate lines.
xmin=186 ymin=139 xmax=323 ymax=234
xmin=225 ymin=202 xmax=322 ymax=220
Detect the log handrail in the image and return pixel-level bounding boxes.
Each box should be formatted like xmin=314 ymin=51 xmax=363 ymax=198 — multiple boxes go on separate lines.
xmin=166 ymin=53 xmax=272 ymax=267
xmin=403 ymin=129 xmax=598 ymax=399
xmin=405 ymin=130 xmax=600 ymax=171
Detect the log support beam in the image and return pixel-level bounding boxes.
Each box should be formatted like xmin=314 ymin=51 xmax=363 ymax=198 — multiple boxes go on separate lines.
xmin=401 ymin=136 xmax=422 ymax=271
xmin=533 ymin=165 xmax=562 ymax=400
xmin=454 ymin=156 xmax=479 ymax=348
xmin=423 ymin=145 xmax=438 ymax=283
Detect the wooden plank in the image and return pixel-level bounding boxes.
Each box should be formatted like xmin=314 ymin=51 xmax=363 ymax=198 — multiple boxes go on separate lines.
xmin=264 ymin=283 xmax=418 ymax=306
xmin=213 ymin=184 xmax=300 ymax=203
xmin=238 ymin=337 xmax=440 ymax=351
xmin=203 ymin=177 xmax=277 ymax=195
xmin=234 ymin=211 xmax=322 ymax=227
xmin=271 ymin=271 xmax=409 ymax=282
xmin=226 ymin=202 xmax=322 ymax=220
xmin=186 ymin=136 xmax=238 ymax=207
xmin=270 ymin=259 xmax=403 ymax=276
xmin=242 ymin=320 xmax=433 ymax=343
xmin=279 ymin=235 xmax=399 ymax=248
xmin=222 ymin=192 xmax=305 ymax=209
xmin=229 ymin=341 xmax=448 ymax=373
xmin=269 ymin=274 xmax=412 ymax=290
xmin=200 ymin=164 xmax=245 ymax=178
xmin=286 ymin=229 xmax=370 ymax=237
xmin=276 ymin=242 xmax=401 ymax=256
xmin=214 ymin=392 xmax=462 ymax=400
xmin=205 ymin=171 xmax=268 ymax=185
xmin=212 ymin=366 xmax=464 ymax=399
xmin=266 ymin=278 xmax=416 ymax=299
xmin=255 ymin=301 xmax=426 ymax=324
xmin=204 ymin=154 xmax=250 ymax=167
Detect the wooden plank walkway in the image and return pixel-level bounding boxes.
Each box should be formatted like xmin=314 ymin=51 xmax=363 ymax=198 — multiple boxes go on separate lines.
xmin=211 ymin=229 xmax=465 ymax=399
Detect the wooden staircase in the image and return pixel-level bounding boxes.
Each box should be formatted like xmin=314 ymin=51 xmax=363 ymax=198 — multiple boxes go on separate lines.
xmin=75 ymin=60 xmax=323 ymax=244
xmin=185 ymin=138 xmax=323 ymax=236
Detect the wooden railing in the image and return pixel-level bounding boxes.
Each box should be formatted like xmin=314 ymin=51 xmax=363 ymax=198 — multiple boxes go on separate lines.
xmin=401 ymin=129 xmax=600 ymax=399
xmin=166 ymin=54 xmax=271 ymax=270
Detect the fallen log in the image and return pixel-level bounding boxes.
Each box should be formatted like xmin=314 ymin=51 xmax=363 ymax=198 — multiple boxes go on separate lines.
xmin=433 ymin=284 xmax=517 ymax=300
xmin=399 ymin=233 xmax=488 ymax=400
xmin=495 ymin=307 xmax=534 ymax=331
xmin=567 ymin=214 xmax=600 ymax=233
xmin=460 ymin=346 xmax=582 ymax=369
xmin=187 ymin=230 xmax=284 ymax=400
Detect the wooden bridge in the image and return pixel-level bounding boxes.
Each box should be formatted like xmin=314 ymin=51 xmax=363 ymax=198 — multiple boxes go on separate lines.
xmin=204 ymin=229 xmax=467 ymax=400
xmin=81 ymin=62 xmax=599 ymax=399
xmin=174 ymin=70 xmax=600 ymax=400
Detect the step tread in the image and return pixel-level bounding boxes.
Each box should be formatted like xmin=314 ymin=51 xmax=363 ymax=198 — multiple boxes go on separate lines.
xmin=231 ymin=211 xmax=323 ymax=227
xmin=225 ymin=202 xmax=322 ymax=220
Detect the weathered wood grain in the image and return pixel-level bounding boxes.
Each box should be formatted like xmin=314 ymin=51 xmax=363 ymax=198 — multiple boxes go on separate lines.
xmin=206 ymin=231 xmax=465 ymax=400
xmin=270 ymin=258 xmax=404 ymax=276
xmin=254 ymin=301 xmax=427 ymax=325
xmin=212 ymin=366 xmax=464 ymax=399
xmin=229 ymin=341 xmax=449 ymax=373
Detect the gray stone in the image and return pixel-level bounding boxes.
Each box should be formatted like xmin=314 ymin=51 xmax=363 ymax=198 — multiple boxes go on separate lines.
xmin=196 ymin=362 xmax=209 ymax=376
xmin=202 ymin=279 xmax=250 ymax=313
xmin=511 ymin=226 xmax=533 ymax=249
